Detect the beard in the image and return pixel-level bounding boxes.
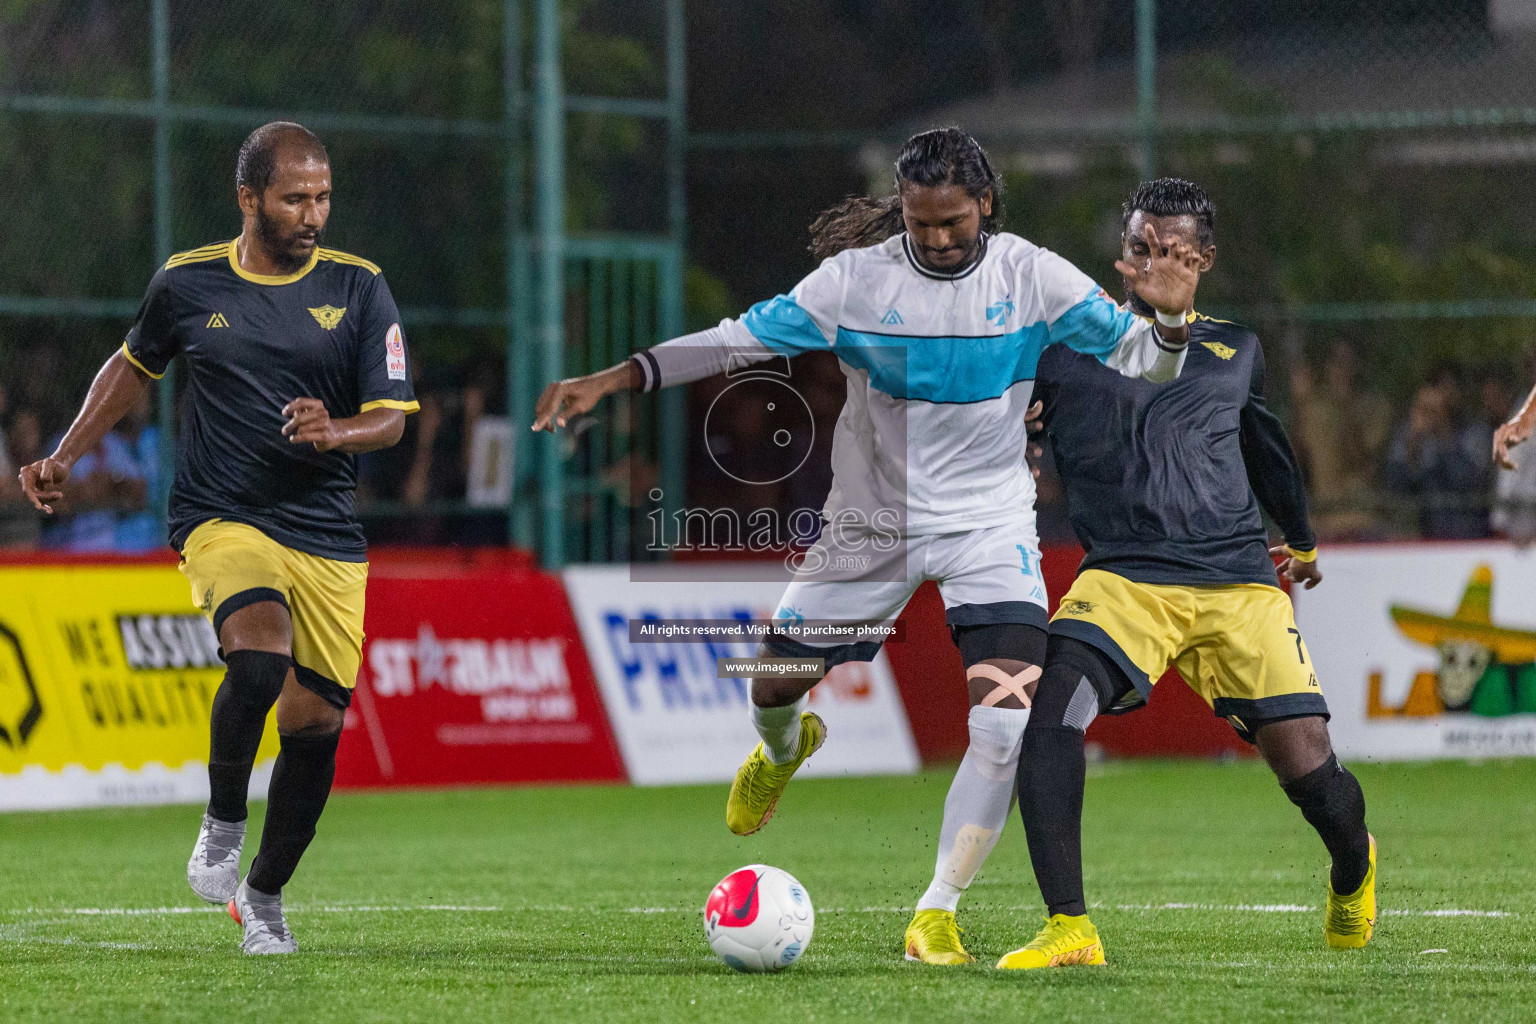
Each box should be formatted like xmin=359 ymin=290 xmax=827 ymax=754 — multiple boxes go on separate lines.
xmin=254 ymin=202 xmax=323 ymax=273
xmin=1124 ymin=279 xmax=1156 ymax=317
xmin=914 ymin=231 xmax=984 ymax=274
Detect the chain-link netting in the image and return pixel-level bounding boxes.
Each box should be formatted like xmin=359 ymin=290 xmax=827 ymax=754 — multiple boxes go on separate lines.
xmin=0 ymin=0 xmax=682 ymax=557
xmin=727 ymin=0 xmax=1536 ymax=544
xmin=4 ymin=0 xmax=1533 ymax=556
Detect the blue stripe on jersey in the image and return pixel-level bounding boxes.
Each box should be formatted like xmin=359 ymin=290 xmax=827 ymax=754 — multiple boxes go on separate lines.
xmin=740 ymin=293 xmax=832 ymax=355
xmin=738 ymin=287 xmax=1135 ymax=404
xmin=1049 ymin=287 xmax=1139 ymax=361
xmin=833 ymin=325 xmax=1047 ymax=403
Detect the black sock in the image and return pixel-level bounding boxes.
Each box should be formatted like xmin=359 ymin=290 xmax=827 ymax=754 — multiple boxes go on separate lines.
xmin=247 ymin=728 xmax=341 ymax=895
xmin=1016 ymin=636 xmax=1125 ymax=919
xmin=1018 ymin=723 xmax=1089 ymax=917
xmin=1281 ymin=754 xmax=1371 ymax=895
xmin=207 ymin=650 xmax=290 ymax=823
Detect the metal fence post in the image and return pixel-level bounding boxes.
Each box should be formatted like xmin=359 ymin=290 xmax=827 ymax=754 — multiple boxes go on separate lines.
xmin=659 ymin=0 xmax=687 ymax=527
xmin=504 ymin=0 xmax=534 ymax=549
xmin=151 ymin=0 xmax=174 ymax=535
xmin=1136 ymin=0 xmax=1156 ymax=181
xmin=534 ymin=0 xmax=566 ymax=567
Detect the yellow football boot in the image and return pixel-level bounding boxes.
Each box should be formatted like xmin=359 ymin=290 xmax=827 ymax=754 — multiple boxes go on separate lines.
xmin=1325 ymin=833 xmax=1377 ymax=949
xmin=904 ymin=908 xmax=975 ymax=965
xmin=995 ymin=913 xmax=1107 ymax=969
xmin=724 ymin=712 xmax=827 ymax=836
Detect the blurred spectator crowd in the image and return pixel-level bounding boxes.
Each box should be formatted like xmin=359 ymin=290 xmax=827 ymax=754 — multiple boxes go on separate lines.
xmin=1283 ymin=342 xmax=1536 ymax=546
xmin=0 ymin=381 xmax=161 ymax=554
xmin=4 ymin=339 xmax=1536 ymax=554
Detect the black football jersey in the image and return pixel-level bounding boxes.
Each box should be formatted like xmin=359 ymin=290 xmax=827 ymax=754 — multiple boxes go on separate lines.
xmin=1035 ymin=315 xmax=1315 ymax=586
xmin=123 ymin=239 xmax=418 ymax=561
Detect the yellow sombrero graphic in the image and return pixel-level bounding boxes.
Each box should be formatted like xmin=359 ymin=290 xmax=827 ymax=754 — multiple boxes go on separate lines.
xmin=1389 ymin=564 xmax=1536 ymax=662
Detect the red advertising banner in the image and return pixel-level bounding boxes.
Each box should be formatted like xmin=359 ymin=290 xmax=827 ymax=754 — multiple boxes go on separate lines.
xmin=336 ymin=562 xmax=627 ymax=788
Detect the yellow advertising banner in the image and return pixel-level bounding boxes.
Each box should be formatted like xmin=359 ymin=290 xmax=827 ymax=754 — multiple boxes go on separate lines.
xmin=0 ymin=564 xmax=277 ymax=810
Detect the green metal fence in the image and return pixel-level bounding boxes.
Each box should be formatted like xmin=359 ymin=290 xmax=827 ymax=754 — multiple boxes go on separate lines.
xmin=684 ymin=0 xmax=1536 ymax=541
xmin=5 ymin=0 xmax=1533 ymax=559
xmin=0 ymin=0 xmax=684 ymax=568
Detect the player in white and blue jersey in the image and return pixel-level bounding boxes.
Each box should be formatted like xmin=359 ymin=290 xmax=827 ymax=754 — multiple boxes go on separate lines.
xmin=532 ymin=128 xmax=1202 ymax=961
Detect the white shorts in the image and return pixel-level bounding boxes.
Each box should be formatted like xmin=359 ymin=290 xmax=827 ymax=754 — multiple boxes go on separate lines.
xmin=766 ymin=519 xmax=1046 ymax=666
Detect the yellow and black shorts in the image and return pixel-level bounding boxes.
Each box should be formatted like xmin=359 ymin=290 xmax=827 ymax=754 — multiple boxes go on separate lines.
xmin=1050 ymin=569 xmax=1328 ymax=741
xmin=179 ymin=519 xmax=367 ymax=709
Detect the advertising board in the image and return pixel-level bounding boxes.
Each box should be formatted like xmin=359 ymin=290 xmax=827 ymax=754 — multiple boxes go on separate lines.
xmin=562 ymin=564 xmax=920 ymax=785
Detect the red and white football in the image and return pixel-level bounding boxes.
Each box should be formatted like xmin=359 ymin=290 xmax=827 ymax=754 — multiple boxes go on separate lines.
xmin=703 ymin=864 xmax=814 ymax=972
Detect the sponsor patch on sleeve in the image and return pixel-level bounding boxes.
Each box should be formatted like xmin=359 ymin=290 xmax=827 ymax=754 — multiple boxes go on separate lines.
xmin=385 ymin=323 xmax=407 ymax=381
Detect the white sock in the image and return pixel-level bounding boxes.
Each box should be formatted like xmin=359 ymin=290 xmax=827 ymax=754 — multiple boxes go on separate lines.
xmin=917 ymin=704 xmax=1029 ymax=913
xmin=752 ymin=696 xmax=808 ymax=765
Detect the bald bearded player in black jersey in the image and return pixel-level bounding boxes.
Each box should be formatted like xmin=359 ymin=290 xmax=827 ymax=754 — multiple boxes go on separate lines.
xmin=20 ymin=122 xmax=418 ymax=954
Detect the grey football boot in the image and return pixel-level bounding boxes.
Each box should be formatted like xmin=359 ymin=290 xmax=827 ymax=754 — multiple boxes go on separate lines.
xmin=229 ymin=878 xmax=298 ymax=954
xmin=187 ymin=814 xmax=245 ymax=903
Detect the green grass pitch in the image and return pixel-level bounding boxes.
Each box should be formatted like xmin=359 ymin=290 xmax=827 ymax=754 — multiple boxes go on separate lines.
xmin=2 ymin=759 xmax=1533 ymax=1023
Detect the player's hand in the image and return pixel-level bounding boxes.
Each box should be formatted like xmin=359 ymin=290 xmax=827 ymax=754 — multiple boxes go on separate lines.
xmin=1116 ymin=222 xmax=1202 ymax=317
xmin=18 ymin=455 xmax=73 ymax=514
xmin=532 ymin=376 xmax=611 ymax=433
xmin=282 ymin=398 xmax=341 ymax=452
xmin=1270 ymin=544 xmax=1323 ymax=590
xmin=1493 ymin=412 xmax=1534 ymax=471
xmin=1024 ymin=400 xmax=1044 ymax=481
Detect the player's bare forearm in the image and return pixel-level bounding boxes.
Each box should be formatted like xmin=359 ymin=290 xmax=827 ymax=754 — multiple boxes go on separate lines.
xmin=54 ymin=351 xmax=153 ymax=466
xmin=282 ymin=400 xmax=404 ymax=453
xmin=322 ymin=408 xmax=404 ymax=453
xmin=18 ymin=350 xmax=152 ymax=513
xmin=531 ymin=359 xmax=642 ymax=433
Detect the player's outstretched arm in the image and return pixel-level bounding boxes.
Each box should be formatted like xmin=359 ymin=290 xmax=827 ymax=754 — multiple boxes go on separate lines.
xmin=282 ymin=399 xmax=404 ymax=454
xmin=19 ymin=349 xmax=151 ymax=514
xmin=1494 ymin=380 xmax=1536 ymax=470
xmin=531 ymin=360 xmax=642 ymax=434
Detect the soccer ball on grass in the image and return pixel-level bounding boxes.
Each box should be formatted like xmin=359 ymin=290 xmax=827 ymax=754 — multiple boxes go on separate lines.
xmin=703 ymin=864 xmax=814 ymax=973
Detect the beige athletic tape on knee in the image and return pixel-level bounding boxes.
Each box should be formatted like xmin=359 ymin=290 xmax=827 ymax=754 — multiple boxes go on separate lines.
xmin=967 ymin=662 xmax=1039 ymax=708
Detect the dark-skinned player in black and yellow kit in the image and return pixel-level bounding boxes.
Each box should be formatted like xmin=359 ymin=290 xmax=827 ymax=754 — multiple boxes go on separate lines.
xmin=19 ymin=121 xmax=417 ymax=955
xmin=993 ymin=180 xmax=1374 ymax=969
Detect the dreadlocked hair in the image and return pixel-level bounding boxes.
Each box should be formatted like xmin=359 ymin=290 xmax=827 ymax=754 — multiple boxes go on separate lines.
xmin=808 ymin=126 xmax=1004 ymax=259
xmin=1122 ymin=177 xmax=1216 ymax=249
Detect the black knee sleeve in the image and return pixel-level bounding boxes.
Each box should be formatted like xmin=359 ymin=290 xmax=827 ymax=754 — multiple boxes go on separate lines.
xmin=1281 ymin=754 xmax=1371 ymax=895
xmin=952 ymin=622 xmax=1046 ymax=668
xmin=247 ymin=728 xmax=342 ymax=896
xmin=1030 ymin=635 xmax=1127 ymax=733
xmin=207 ymin=650 xmax=290 ymax=823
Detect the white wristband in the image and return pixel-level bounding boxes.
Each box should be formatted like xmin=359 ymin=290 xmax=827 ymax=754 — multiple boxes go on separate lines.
xmin=1155 ymin=308 xmax=1187 ymax=329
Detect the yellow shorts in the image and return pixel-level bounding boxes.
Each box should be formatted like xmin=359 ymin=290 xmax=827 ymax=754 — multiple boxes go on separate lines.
xmin=1050 ymin=569 xmax=1328 ymax=739
xmin=179 ymin=519 xmax=367 ymax=708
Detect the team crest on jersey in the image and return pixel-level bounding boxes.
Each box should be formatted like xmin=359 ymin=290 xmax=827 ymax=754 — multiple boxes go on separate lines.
xmin=1201 ymin=340 xmax=1236 ymax=360
xmin=308 ymin=305 xmax=347 ymax=330
xmin=1061 ymin=600 xmax=1095 ymax=615
xmin=985 ymin=294 xmax=1015 ymax=326
xmin=385 ymin=323 xmax=407 ymax=380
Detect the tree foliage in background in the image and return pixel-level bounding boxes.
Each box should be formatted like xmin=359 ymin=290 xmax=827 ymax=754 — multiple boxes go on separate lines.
xmin=0 ymin=0 xmax=696 ymax=429
xmin=1002 ymin=57 xmax=1536 ymax=411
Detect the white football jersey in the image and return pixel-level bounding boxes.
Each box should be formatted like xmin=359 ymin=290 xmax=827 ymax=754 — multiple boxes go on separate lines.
xmin=633 ymin=231 xmax=1185 ymax=536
